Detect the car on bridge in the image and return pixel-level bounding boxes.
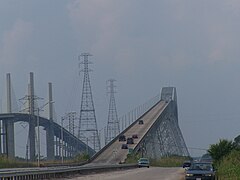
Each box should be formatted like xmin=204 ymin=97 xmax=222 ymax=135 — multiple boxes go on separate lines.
xmin=119 ymin=134 xmax=126 ymax=141
xmin=138 ymin=119 xmax=144 ymax=124
xmin=185 ymin=162 xmax=216 ymax=180
xmin=138 ymin=158 xmax=150 ymax=168
xmin=132 ymin=134 xmax=138 ymax=139
xmin=127 ymin=137 xmax=134 ymax=144
xmin=121 ymin=144 xmax=128 ymax=149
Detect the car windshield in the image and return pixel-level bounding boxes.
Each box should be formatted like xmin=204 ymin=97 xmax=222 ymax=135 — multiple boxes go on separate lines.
xmin=139 ymin=158 xmax=149 ymax=162
xmin=190 ymin=163 xmax=213 ymax=171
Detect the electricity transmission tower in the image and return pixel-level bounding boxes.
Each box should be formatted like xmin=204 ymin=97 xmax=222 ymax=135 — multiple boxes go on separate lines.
xmin=78 ymin=53 xmax=100 ymax=152
xmin=65 ymin=112 xmax=76 ymax=136
xmin=106 ymin=79 xmax=120 ymax=144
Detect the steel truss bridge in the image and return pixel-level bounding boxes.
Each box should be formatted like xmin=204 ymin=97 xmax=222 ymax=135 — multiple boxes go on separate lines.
xmin=0 ymin=86 xmax=188 ymax=165
xmin=90 ymin=87 xmax=189 ymax=164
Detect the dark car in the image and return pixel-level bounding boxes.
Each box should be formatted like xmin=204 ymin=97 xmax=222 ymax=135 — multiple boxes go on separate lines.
xmin=138 ymin=120 xmax=144 ymax=125
xmin=138 ymin=158 xmax=150 ymax=168
xmin=121 ymin=144 xmax=128 ymax=149
xmin=119 ymin=134 xmax=126 ymax=141
xmin=182 ymin=161 xmax=191 ymax=169
xmin=185 ymin=162 xmax=216 ymax=180
xmin=132 ymin=134 xmax=138 ymax=139
xmin=127 ymin=137 xmax=134 ymax=144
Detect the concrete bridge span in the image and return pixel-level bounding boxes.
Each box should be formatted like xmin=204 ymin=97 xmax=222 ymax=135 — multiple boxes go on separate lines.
xmin=0 ymin=113 xmax=95 ymax=161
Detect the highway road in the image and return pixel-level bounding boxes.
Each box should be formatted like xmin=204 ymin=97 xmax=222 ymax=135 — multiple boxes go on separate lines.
xmin=60 ymin=167 xmax=185 ymax=180
xmin=91 ymin=101 xmax=168 ymax=165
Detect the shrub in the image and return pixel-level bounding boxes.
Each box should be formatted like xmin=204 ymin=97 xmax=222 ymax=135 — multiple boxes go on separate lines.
xmin=216 ymin=150 xmax=240 ymax=179
xmin=150 ymin=156 xmax=189 ymax=167
xmin=208 ymin=139 xmax=235 ymax=163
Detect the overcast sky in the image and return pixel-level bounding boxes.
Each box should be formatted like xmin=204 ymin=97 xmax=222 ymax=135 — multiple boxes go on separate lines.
xmin=1 ymin=0 xmax=240 ymax=157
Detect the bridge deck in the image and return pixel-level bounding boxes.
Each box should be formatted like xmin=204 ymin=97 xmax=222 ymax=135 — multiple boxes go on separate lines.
xmin=91 ymin=101 xmax=168 ymax=164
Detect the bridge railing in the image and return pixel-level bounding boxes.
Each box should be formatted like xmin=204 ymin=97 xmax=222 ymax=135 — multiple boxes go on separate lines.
xmin=89 ymin=97 xmax=162 ymax=163
xmin=118 ymin=94 xmax=160 ymax=132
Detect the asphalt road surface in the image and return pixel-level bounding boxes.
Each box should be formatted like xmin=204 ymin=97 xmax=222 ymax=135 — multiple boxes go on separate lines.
xmin=61 ymin=167 xmax=185 ymax=180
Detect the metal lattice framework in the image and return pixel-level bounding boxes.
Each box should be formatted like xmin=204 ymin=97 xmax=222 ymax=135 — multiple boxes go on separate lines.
xmin=78 ymin=53 xmax=100 ymax=152
xmin=105 ymin=79 xmax=120 ymax=145
xmin=90 ymin=87 xmax=189 ymax=164
xmin=136 ymin=87 xmax=189 ymax=159
xmin=65 ymin=111 xmax=76 ymax=136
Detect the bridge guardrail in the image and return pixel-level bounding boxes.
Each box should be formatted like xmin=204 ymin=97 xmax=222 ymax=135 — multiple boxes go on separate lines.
xmin=0 ymin=164 xmax=138 ymax=179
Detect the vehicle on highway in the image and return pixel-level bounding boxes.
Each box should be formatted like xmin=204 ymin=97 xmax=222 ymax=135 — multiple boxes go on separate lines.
xmin=132 ymin=134 xmax=138 ymax=139
xmin=138 ymin=158 xmax=150 ymax=168
xmin=121 ymin=144 xmax=128 ymax=149
xmin=127 ymin=137 xmax=134 ymax=144
xmin=182 ymin=161 xmax=191 ymax=169
xmin=119 ymin=134 xmax=126 ymax=141
xmin=185 ymin=162 xmax=216 ymax=180
xmin=138 ymin=119 xmax=144 ymax=124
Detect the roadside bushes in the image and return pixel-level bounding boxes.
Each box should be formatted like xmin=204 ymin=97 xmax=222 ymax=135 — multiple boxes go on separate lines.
xmin=74 ymin=153 xmax=90 ymax=162
xmin=216 ymin=150 xmax=240 ymax=179
xmin=150 ymin=155 xmax=189 ymax=167
xmin=208 ymin=139 xmax=240 ymax=179
xmin=208 ymin=139 xmax=236 ymax=163
xmin=0 ymin=155 xmax=34 ymax=168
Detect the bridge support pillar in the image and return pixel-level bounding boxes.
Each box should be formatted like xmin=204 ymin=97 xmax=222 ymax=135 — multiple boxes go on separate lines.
xmin=46 ymin=122 xmax=54 ymax=160
xmin=2 ymin=121 xmax=7 ymax=154
xmin=29 ymin=117 xmax=36 ymax=161
xmin=6 ymin=120 xmax=15 ymax=158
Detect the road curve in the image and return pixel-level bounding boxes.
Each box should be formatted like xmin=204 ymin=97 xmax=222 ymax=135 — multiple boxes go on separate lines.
xmin=60 ymin=167 xmax=185 ymax=180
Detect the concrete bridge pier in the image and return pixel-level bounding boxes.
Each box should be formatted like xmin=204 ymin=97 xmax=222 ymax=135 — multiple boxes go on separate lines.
xmin=46 ymin=123 xmax=54 ymax=160
xmin=6 ymin=73 xmax=15 ymax=158
xmin=29 ymin=116 xmax=36 ymax=161
xmin=29 ymin=72 xmax=36 ymax=161
xmin=5 ymin=120 xmax=15 ymax=158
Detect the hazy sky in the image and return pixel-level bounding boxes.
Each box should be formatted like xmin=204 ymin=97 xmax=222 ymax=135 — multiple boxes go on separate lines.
xmin=1 ymin=0 xmax=240 ymax=157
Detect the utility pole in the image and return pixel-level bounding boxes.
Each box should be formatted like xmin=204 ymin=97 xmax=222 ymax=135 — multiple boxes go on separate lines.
xmin=106 ymin=79 xmax=120 ymax=144
xmin=78 ymin=53 xmax=100 ymax=152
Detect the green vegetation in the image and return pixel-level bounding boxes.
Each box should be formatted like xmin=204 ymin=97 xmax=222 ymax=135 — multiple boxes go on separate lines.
xmin=73 ymin=153 xmax=90 ymax=162
xmin=216 ymin=150 xmax=240 ymax=179
xmin=0 ymin=153 xmax=90 ymax=168
xmin=208 ymin=139 xmax=236 ymax=162
xmin=0 ymin=155 xmax=35 ymax=168
xmin=150 ymin=155 xmax=189 ymax=167
xmin=125 ymin=153 xmax=141 ymax=164
xmin=207 ymin=138 xmax=240 ymax=179
xmin=125 ymin=152 xmax=189 ymax=167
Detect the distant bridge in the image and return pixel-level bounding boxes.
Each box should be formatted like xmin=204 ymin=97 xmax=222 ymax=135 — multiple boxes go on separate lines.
xmin=0 ymin=72 xmax=95 ymax=161
xmin=0 ymin=113 xmax=95 ymax=161
xmin=90 ymin=87 xmax=189 ymax=164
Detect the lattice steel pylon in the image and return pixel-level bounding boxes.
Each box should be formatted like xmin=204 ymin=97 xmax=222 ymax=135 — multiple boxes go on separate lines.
xmin=66 ymin=112 xmax=76 ymax=136
xmin=78 ymin=53 xmax=100 ymax=152
xmin=105 ymin=79 xmax=120 ymax=145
